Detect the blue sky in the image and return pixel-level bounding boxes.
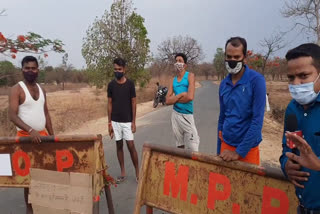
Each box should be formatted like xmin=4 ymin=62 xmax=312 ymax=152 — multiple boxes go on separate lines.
xmin=0 ymin=0 xmax=311 ymax=68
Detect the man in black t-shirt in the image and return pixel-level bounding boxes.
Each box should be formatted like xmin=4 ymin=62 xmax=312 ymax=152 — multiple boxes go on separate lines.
xmin=107 ymin=58 xmax=139 ymax=183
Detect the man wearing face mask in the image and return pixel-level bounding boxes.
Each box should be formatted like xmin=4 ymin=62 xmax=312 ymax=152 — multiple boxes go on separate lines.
xmin=166 ymin=53 xmax=200 ymax=151
xmin=9 ymin=56 xmax=54 ymax=214
xmin=217 ymin=37 xmax=266 ymax=165
xmin=107 ymin=57 xmax=139 ymax=184
xmin=280 ymin=43 xmax=320 ymax=214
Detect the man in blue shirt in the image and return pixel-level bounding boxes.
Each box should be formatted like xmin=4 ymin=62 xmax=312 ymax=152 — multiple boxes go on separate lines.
xmin=280 ymin=43 xmax=320 ymax=213
xmin=218 ymin=37 xmax=266 ymax=165
xmin=166 ymin=53 xmax=200 ymax=151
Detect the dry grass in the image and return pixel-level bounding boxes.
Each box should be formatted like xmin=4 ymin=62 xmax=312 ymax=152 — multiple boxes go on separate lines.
xmin=266 ymin=81 xmax=291 ymax=123
xmin=2 ymin=76 xmax=207 ymax=136
xmin=46 ymin=88 xmax=108 ymax=134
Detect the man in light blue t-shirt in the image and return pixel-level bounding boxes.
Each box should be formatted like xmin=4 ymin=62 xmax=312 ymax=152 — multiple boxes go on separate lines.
xmin=166 ymin=53 xmax=200 ymax=151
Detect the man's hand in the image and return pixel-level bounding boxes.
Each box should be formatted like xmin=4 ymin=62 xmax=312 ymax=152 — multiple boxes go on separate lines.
xmin=131 ymin=122 xmax=136 ymax=133
xmin=285 ymin=158 xmax=309 ymax=188
xmin=220 ymin=150 xmax=240 ymax=162
xmin=29 ymin=130 xmax=41 ymax=144
xmin=285 ymin=132 xmax=320 ymax=171
xmin=108 ymin=123 xmax=114 ymax=139
xmin=166 ymin=93 xmax=185 ymax=105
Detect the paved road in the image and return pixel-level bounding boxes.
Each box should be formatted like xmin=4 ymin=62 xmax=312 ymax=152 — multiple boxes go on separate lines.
xmin=0 ymin=81 xmax=220 ymax=214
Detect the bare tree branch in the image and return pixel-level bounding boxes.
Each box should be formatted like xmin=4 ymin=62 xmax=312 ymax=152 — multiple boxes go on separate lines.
xmin=260 ymin=33 xmax=286 ymax=75
xmin=157 ymin=35 xmax=204 ymax=66
xmin=282 ymin=0 xmax=320 ymax=44
xmin=0 ymin=9 xmax=7 ymax=16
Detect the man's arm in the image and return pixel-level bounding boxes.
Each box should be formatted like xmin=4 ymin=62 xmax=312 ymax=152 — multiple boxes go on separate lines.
xmin=178 ymin=72 xmax=195 ymax=103
xmin=217 ymin=84 xmax=225 ymax=155
xmin=166 ymin=78 xmax=183 ymax=105
xmin=107 ymin=83 xmax=113 ymax=137
xmin=107 ymin=98 xmax=112 ymax=124
xmin=131 ymin=81 xmax=137 ymax=133
xmin=42 ymin=88 xmax=54 ymax=135
xmin=131 ymin=97 xmax=137 ymax=133
xmin=235 ymin=76 xmax=266 ymax=158
xmin=107 ymin=97 xmax=113 ymax=137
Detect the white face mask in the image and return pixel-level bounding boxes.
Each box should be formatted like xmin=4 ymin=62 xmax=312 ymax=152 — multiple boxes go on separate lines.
xmin=289 ymin=74 xmax=320 ymax=105
xmin=174 ymin=62 xmax=184 ymax=72
xmin=225 ymin=60 xmax=243 ymax=74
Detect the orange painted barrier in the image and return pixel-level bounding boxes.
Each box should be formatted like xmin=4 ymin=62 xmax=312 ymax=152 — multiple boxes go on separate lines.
xmin=134 ymin=143 xmax=298 ymax=214
xmin=0 ymin=135 xmax=114 ymax=214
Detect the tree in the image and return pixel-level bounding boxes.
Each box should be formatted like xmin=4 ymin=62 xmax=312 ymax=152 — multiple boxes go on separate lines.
xmin=213 ymin=48 xmax=225 ymax=80
xmin=1 ymin=9 xmax=64 ymax=57
xmin=157 ymin=35 xmax=204 ymax=66
xmin=0 ymin=9 xmax=6 ymax=16
xmin=82 ymin=0 xmax=151 ymax=88
xmin=259 ymin=33 xmax=286 ymax=75
xmin=195 ymin=63 xmax=214 ymax=80
xmin=61 ymin=53 xmax=70 ymax=90
xmin=247 ymin=51 xmax=264 ymax=72
xmin=148 ymin=58 xmax=169 ymax=79
xmin=0 ymin=61 xmax=17 ymax=86
xmin=282 ymin=0 xmax=320 ymax=44
xmin=0 ymin=32 xmax=65 ymax=58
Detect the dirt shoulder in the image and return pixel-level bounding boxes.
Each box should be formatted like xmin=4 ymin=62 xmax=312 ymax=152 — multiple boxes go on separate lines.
xmin=62 ymin=100 xmax=156 ymax=136
xmin=62 ymin=81 xmax=202 ymax=136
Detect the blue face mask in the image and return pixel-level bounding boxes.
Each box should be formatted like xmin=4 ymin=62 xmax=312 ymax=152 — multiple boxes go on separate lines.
xmin=289 ymin=74 xmax=320 ymax=105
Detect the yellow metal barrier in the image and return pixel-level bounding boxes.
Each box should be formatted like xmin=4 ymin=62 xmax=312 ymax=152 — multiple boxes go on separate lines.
xmin=0 ymin=135 xmax=114 ymax=214
xmin=135 ymin=143 xmax=298 ymax=214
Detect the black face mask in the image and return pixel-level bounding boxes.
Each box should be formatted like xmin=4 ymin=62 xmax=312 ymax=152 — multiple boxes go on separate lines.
xmin=114 ymin=71 xmax=124 ymax=80
xmin=23 ymin=71 xmax=38 ymax=83
xmin=225 ymin=59 xmax=244 ymax=74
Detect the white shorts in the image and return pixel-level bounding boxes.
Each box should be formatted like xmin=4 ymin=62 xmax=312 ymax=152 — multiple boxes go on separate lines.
xmin=111 ymin=121 xmax=134 ymax=141
xmin=171 ymin=110 xmax=200 ymax=151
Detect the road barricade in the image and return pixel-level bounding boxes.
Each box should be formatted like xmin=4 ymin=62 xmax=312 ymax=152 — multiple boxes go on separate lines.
xmin=0 ymin=135 xmax=114 ymax=214
xmin=134 ymin=143 xmax=298 ymax=214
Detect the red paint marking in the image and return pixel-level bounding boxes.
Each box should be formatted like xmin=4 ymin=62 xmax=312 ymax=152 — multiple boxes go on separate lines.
xmin=54 ymin=137 xmax=59 ymax=142
xmin=261 ymin=186 xmax=289 ymax=214
xmin=191 ymin=194 xmax=198 ymax=205
xmin=207 ymin=172 xmax=231 ymax=210
xmin=93 ymin=195 xmax=100 ymax=202
xmin=56 ymin=150 xmax=74 ymax=172
xmin=146 ymin=206 xmax=153 ymax=214
xmin=15 ymin=137 xmax=20 ymax=143
xmin=12 ymin=150 xmax=31 ymax=176
xmin=163 ymin=161 xmax=189 ymax=201
xmin=257 ymin=170 xmax=266 ymax=176
xmin=191 ymin=156 xmax=198 ymax=160
xmin=232 ymin=203 xmax=240 ymax=214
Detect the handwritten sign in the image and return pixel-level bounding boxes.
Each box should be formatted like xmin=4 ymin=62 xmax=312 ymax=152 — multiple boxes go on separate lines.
xmin=29 ymin=168 xmax=93 ymax=214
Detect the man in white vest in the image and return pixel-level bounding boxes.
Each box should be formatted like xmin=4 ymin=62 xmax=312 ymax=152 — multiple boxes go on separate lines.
xmin=9 ymin=55 xmax=54 ymax=214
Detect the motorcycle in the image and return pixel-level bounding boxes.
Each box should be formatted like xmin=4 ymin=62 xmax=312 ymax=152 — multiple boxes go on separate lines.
xmin=153 ymin=83 xmax=168 ymax=108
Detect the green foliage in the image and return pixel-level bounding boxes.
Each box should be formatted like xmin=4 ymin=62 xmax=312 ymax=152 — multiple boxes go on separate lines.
xmin=82 ymin=0 xmax=150 ymax=87
xmin=213 ymin=48 xmax=226 ymax=80
xmin=0 ymin=61 xmax=16 ymax=86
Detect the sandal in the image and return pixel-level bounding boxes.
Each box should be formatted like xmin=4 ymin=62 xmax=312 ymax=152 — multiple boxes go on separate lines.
xmin=116 ymin=176 xmax=126 ymax=184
